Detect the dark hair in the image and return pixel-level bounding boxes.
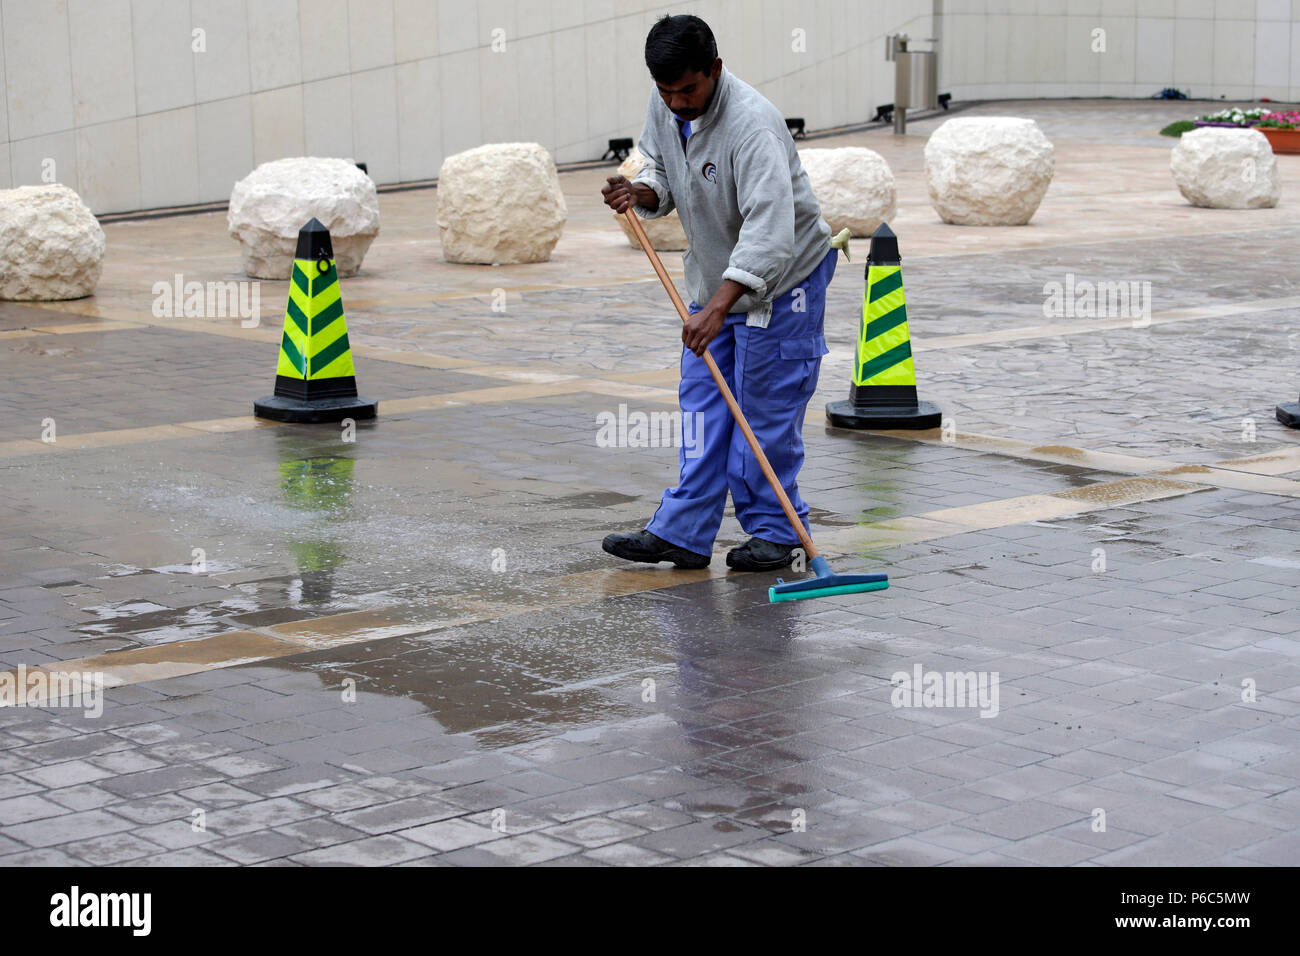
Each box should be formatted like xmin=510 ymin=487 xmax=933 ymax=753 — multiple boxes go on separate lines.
xmin=644 ymin=15 xmax=717 ymax=82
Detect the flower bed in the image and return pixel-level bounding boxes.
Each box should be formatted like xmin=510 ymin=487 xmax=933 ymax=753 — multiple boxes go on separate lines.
xmin=1165 ymin=106 xmax=1300 ymax=146
xmin=1195 ymin=106 xmax=1271 ymax=127
xmin=1255 ymin=111 xmax=1300 ymax=153
xmin=1256 ymin=110 xmax=1300 ymax=130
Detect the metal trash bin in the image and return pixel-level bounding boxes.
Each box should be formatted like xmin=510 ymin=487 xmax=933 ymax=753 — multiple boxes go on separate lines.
xmin=887 ymin=34 xmax=939 ymax=133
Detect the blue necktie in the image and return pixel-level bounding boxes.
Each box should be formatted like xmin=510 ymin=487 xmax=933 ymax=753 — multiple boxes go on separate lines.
xmin=678 ymin=119 xmax=692 ymax=150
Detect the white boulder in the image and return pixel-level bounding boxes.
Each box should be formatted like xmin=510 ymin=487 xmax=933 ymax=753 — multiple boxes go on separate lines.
xmin=437 ymin=143 xmax=567 ymax=264
xmin=1170 ymin=128 xmax=1281 ymax=209
xmin=0 ymin=185 xmax=106 ymax=300
xmin=797 ymin=147 xmax=897 ymax=236
xmin=924 ymin=117 xmax=1055 ymax=225
xmin=614 ymin=147 xmax=688 ymax=251
xmin=228 ymin=157 xmax=379 ymax=278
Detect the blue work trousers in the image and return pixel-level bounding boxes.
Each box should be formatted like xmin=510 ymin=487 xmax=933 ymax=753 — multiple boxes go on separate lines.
xmin=647 ymin=249 xmax=835 ymax=554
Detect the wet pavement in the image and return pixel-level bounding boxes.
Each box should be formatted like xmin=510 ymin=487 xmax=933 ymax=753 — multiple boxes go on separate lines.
xmin=2 ymin=99 xmax=1299 ymax=866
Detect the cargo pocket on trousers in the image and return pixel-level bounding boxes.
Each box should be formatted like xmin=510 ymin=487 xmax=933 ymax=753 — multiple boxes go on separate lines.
xmin=777 ymin=334 xmax=829 ymax=402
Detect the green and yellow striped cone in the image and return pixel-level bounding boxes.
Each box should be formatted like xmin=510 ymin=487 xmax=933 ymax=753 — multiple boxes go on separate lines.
xmin=826 ymin=222 xmax=941 ymax=430
xmin=254 ymin=218 xmax=377 ymax=423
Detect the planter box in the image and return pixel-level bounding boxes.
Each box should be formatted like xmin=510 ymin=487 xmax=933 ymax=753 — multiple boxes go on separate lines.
xmin=1258 ymin=127 xmax=1300 ymax=154
xmin=1193 ymin=120 xmax=1251 ymax=128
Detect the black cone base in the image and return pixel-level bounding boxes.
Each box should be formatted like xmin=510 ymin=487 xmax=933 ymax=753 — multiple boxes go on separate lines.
xmin=826 ymin=399 xmax=942 ymax=430
xmin=254 ymin=395 xmax=377 ymax=423
xmin=1277 ymin=402 xmax=1300 ymax=428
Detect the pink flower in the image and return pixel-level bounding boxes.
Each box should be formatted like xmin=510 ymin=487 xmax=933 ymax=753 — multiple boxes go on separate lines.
xmin=1259 ymin=110 xmax=1299 ymax=130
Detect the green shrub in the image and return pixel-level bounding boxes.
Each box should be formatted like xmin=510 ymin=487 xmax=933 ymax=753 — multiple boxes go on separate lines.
xmin=1160 ymin=120 xmax=1196 ymax=137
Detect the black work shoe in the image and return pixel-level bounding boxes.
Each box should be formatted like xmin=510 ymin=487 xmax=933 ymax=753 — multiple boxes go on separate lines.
xmin=726 ymin=536 xmax=798 ymax=572
xmin=602 ymin=529 xmax=710 ymax=569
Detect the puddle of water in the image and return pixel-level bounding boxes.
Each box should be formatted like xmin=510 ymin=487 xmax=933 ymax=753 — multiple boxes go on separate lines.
xmin=98 ymin=564 xmax=159 ymax=578
xmin=1250 ymin=556 xmax=1300 ymax=570
xmin=251 ymin=581 xmax=816 ymax=749
xmin=549 ymin=491 xmax=641 ymax=508
xmin=77 ymin=596 xmax=275 ymax=645
xmin=150 ymin=561 xmax=241 ymax=575
xmin=808 ymin=507 xmax=861 ymax=528
xmin=81 ymin=600 xmax=170 ymax=619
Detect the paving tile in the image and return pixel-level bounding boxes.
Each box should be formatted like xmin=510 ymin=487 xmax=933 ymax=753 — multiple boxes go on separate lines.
xmin=850 ymin=837 xmax=964 ymax=866
xmin=132 ymin=819 xmax=219 ymax=850
xmin=471 ymin=832 xmax=581 ymax=865
xmin=16 ymin=758 xmax=114 ymax=789
xmin=0 ymin=794 xmax=72 ymax=826
xmin=513 ymin=783 xmax=648 ymax=823
xmin=98 ymin=765 xmax=226 ymax=799
xmin=290 ymin=835 xmax=435 ymax=866
xmin=1224 ymin=796 xmax=1300 ymax=831
xmin=540 ymin=816 xmax=648 ymax=848
xmin=207 ymin=798 xmax=324 ymax=837
xmin=583 ymin=843 xmax=675 ymax=866
xmin=669 ymin=852 xmax=760 ymax=866
xmin=1233 ymin=830 xmax=1300 ymax=866
xmin=121 ymin=847 xmax=239 ymax=866
xmin=0 ymin=847 xmax=92 ymax=866
xmin=966 ymin=800 xmax=1087 ymax=841
xmin=1089 ymin=833 xmax=1221 ymax=866
xmin=632 ymin=820 xmax=771 ymax=858
xmin=275 ymin=817 xmax=372 ymax=849
xmin=200 ymin=753 xmax=292 ymax=778
xmin=332 ymin=798 xmax=463 ymax=835
xmin=84 ymin=750 xmax=168 ymax=774
xmin=64 ymin=832 xmax=169 ymax=865
xmin=399 ymin=817 xmax=506 ymax=852
xmin=360 ymin=776 xmax=437 ymax=799
xmin=207 ymin=829 xmax=314 ymax=864
xmin=0 ymin=833 xmax=27 ymax=855
xmin=912 ymin=824 xmax=1015 ymax=856
xmin=3 ymin=809 xmax=135 ymax=847
xmin=606 ymin=805 xmax=696 ymax=832
xmin=297 ymin=784 xmax=390 ymax=813
xmin=178 ymin=782 xmax=262 ymax=808
xmin=1055 ymin=825 xmax=1147 ymax=854
xmin=238 ymin=766 xmax=343 ymax=797
xmin=1172 ymin=815 xmax=1284 ymax=854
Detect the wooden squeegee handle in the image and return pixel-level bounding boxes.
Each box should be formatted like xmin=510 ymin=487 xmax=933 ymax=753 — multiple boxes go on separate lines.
xmin=622 ymin=208 xmax=819 ymax=560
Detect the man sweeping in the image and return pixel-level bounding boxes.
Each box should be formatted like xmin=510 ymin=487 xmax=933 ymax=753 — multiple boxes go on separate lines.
xmin=601 ymin=13 xmax=835 ymax=573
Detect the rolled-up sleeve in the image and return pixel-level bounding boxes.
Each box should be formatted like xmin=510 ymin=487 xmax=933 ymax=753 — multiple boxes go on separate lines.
xmin=721 ymin=129 xmax=795 ymax=301
xmin=630 ymin=97 xmax=675 ymax=219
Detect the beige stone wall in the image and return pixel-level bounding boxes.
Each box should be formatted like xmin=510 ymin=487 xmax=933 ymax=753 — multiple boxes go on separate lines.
xmin=939 ymin=0 xmax=1300 ymax=103
xmin=0 ymin=0 xmax=931 ymax=214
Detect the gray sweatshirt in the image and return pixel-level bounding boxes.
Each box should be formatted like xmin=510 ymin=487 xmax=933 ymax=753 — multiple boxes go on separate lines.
xmin=632 ymin=66 xmax=830 ymax=325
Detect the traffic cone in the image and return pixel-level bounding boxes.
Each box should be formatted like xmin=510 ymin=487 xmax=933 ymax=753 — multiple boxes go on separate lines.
xmin=1278 ymin=396 xmax=1300 ymax=428
xmin=254 ymin=218 xmax=377 ymax=423
xmin=826 ymin=223 xmax=941 ymax=430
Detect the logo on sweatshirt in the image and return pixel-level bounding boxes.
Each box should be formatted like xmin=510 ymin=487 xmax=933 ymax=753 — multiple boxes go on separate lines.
xmin=701 ymin=161 xmax=717 ymax=182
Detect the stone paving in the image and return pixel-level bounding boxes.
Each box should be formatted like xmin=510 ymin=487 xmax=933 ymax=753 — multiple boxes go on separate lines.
xmin=1 ymin=99 xmax=1298 ymax=866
